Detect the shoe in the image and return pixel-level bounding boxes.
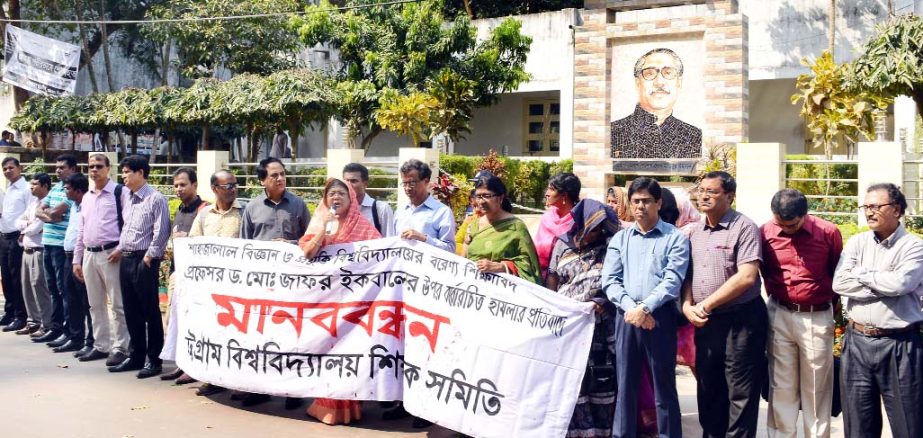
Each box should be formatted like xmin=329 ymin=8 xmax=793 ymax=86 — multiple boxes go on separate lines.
xmin=284 ymin=397 xmax=303 ymax=410
xmin=240 ymin=393 xmax=270 ymax=407
xmin=74 ymin=345 xmax=94 ymax=358
xmin=31 ymin=329 xmax=61 ymax=342
xmin=411 ymin=417 xmax=433 ymax=428
xmin=229 ymin=392 xmax=247 ymax=401
xmin=0 ymin=313 xmax=13 ymax=326
xmin=175 ymin=374 xmax=197 ymax=385
xmin=52 ymin=339 xmax=84 ymax=353
xmin=3 ymin=319 xmax=26 ymax=332
xmin=29 ymin=328 xmax=47 ymax=338
xmin=196 ymin=384 xmax=226 ymax=397
xmin=136 ymin=362 xmax=163 ymax=379
xmin=47 ymin=335 xmax=70 ymax=348
xmin=105 ymin=351 xmax=128 ymax=367
xmin=160 ymin=368 xmax=185 ymax=381
xmin=78 ymin=349 xmax=109 ymax=362
xmin=15 ymin=324 xmax=40 ymax=335
xmin=382 ymin=405 xmax=411 ymax=421
xmin=107 ymin=358 xmax=144 ymax=373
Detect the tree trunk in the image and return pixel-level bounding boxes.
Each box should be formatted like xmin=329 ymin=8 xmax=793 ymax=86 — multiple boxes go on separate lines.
xmin=161 ymin=40 xmax=172 ymax=87
xmin=287 ymin=118 xmax=300 ymax=162
xmin=167 ymin=130 xmax=175 ymax=164
xmin=40 ymin=130 xmax=48 ymax=161
xmin=462 ymin=0 xmax=473 ymax=18
xmin=3 ymin=0 xmax=30 ymax=110
xmin=131 ymin=131 xmax=138 ymax=154
xmin=70 ymin=130 xmax=77 ymax=151
xmin=828 ymin=0 xmax=836 ymax=59
xmin=74 ymin=0 xmax=100 ymax=93
xmin=201 ymin=124 xmax=211 ymax=151
xmin=99 ymin=0 xmax=125 ymax=148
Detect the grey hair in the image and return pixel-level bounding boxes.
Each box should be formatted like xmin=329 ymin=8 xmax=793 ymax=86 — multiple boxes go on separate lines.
xmin=633 ymin=48 xmax=684 ymax=77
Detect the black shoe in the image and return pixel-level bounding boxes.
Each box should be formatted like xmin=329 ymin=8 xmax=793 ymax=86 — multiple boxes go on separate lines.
xmin=0 ymin=314 xmax=13 ymax=326
xmin=196 ymin=384 xmax=226 ymax=397
xmin=78 ymin=349 xmax=109 ymax=362
xmin=3 ymin=319 xmax=26 ymax=332
xmin=160 ymin=368 xmax=185 ymax=381
xmin=105 ymin=351 xmax=128 ymax=367
xmin=137 ymin=362 xmax=163 ymax=379
xmin=31 ymin=329 xmax=61 ymax=342
xmin=108 ymin=358 xmax=144 ymax=373
xmin=284 ymin=397 xmax=303 ymax=410
xmin=47 ymin=335 xmax=70 ymax=348
xmin=411 ymin=417 xmax=433 ymax=428
xmin=74 ymin=345 xmax=94 ymax=358
xmin=229 ymin=392 xmax=247 ymax=401
xmin=52 ymin=339 xmax=84 ymax=353
xmin=240 ymin=393 xmax=271 ymax=407
xmin=382 ymin=405 xmax=411 ymax=421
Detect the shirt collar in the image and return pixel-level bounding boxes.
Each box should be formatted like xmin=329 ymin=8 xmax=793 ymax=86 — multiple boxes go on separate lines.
xmin=632 ymin=104 xmax=677 ymax=127
xmin=90 ymin=179 xmax=116 ymax=194
xmin=704 ymin=209 xmax=736 ymax=231
xmin=179 ymin=196 xmax=204 ymax=213
xmin=403 ymin=194 xmax=438 ymax=212
xmin=209 ymin=200 xmax=242 ymax=214
xmin=360 ymin=193 xmax=375 ymax=208
xmin=630 ymin=218 xmax=667 ymax=236
xmin=9 ymin=177 xmax=26 ymax=190
xmin=262 ymin=190 xmax=290 ymax=206
xmin=132 ymin=183 xmax=154 ymax=200
xmin=875 ymin=223 xmax=906 ymax=248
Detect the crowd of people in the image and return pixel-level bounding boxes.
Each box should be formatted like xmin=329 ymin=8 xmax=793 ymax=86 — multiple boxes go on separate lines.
xmin=0 ymin=152 xmax=921 ymax=438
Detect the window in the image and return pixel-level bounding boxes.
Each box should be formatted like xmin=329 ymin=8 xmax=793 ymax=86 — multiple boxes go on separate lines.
xmin=523 ymin=100 xmax=561 ymax=155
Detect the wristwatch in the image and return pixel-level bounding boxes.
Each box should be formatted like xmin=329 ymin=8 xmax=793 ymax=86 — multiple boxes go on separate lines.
xmin=639 ymin=303 xmax=651 ymax=314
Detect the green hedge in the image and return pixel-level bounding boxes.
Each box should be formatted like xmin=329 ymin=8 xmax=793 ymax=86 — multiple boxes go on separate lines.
xmin=786 ymin=154 xmax=858 ymax=225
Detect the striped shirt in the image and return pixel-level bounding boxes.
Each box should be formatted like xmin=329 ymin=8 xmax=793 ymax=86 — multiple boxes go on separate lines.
xmin=41 ymin=181 xmax=73 ymax=246
xmin=119 ymin=183 xmax=171 ymax=258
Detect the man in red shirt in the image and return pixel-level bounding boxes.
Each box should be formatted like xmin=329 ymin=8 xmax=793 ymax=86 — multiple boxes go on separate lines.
xmin=760 ymin=189 xmax=842 ymax=438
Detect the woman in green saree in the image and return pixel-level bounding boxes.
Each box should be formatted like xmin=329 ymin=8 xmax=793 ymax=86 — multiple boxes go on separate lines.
xmin=462 ymin=174 xmax=542 ymax=285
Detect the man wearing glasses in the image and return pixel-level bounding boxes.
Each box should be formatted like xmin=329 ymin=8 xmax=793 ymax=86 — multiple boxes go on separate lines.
xmin=833 ymin=183 xmax=923 ymax=438
xmin=760 ymin=189 xmax=842 ymax=438
xmin=682 ymin=171 xmax=766 ymax=437
xmin=610 ymin=48 xmax=702 ymax=159
xmin=73 ymin=154 xmax=132 ymax=365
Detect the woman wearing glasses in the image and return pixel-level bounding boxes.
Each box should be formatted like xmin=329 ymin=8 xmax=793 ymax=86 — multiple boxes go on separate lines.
xmin=461 ymin=174 xmax=541 ymax=285
xmin=299 ymin=178 xmax=381 ymax=425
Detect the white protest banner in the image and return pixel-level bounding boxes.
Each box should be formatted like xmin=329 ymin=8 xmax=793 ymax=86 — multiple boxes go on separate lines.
xmin=172 ymin=236 xmax=594 ymax=438
xmin=3 ymin=25 xmax=80 ymax=96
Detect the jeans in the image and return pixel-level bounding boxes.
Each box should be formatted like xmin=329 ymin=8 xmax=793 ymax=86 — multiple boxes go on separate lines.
xmin=42 ymin=244 xmax=69 ymax=332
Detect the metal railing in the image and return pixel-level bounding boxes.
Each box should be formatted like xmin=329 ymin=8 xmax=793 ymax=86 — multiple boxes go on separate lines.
xmin=783 ymin=158 xmax=859 ymax=224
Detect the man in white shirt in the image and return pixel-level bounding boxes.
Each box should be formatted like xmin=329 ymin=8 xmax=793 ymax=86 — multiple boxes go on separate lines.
xmin=343 ymin=163 xmax=395 ymax=237
xmin=15 ymin=173 xmax=52 ymax=338
xmin=0 ymin=157 xmax=31 ymax=332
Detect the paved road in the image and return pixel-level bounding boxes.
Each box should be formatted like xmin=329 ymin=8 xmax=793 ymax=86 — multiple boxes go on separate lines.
xmin=0 ymin=326 xmax=864 ymax=438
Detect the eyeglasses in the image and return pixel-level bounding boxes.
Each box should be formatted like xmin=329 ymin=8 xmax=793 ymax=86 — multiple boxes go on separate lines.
xmin=630 ymin=198 xmax=656 ymax=206
xmin=859 ymin=202 xmax=896 ymax=213
xmin=475 ymin=193 xmax=499 ymax=201
xmin=696 ymin=188 xmax=724 ymax=197
xmin=637 ymin=66 xmax=680 ymax=81
xmin=267 ymin=172 xmax=285 ymax=180
xmin=214 ymin=183 xmax=237 ymax=190
xmin=87 ymin=164 xmax=106 ymax=170
xmin=401 ymin=179 xmax=422 ymax=188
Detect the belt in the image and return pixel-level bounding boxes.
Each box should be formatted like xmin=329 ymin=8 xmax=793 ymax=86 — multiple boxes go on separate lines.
xmin=849 ymin=321 xmax=921 ymax=337
xmin=86 ymin=242 xmax=119 ymax=252
xmin=23 ymin=247 xmax=43 ymax=254
xmin=121 ymin=250 xmax=145 ymax=258
xmin=772 ymin=297 xmax=831 ymax=313
xmin=1 ymin=231 xmax=20 ymax=239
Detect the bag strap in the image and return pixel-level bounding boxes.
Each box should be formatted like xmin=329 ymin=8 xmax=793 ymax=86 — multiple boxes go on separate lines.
xmin=114 ymin=184 xmax=124 ymax=231
xmin=371 ymin=199 xmax=382 ymax=234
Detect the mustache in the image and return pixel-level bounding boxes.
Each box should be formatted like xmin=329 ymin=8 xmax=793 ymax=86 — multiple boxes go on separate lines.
xmin=649 ymin=88 xmax=671 ymax=95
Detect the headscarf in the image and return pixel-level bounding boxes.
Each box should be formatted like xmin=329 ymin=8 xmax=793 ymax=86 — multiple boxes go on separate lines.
xmin=563 ymin=199 xmax=621 ymax=249
xmin=534 ymin=204 xmax=575 ymax=276
xmin=303 ymin=178 xmax=381 ymax=246
xmin=607 ymin=186 xmax=631 ymax=222
xmin=670 ymin=187 xmax=701 ymax=228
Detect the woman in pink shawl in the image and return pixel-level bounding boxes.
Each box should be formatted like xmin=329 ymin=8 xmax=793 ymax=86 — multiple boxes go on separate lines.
xmin=299 ymin=178 xmax=381 ymax=425
xmin=534 ymin=173 xmax=580 ymax=282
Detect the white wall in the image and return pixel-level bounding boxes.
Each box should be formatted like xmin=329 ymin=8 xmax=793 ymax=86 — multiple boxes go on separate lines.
xmin=744 ymin=0 xmax=908 ymax=80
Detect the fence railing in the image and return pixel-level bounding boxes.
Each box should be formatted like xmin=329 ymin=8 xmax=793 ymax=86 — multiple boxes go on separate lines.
xmin=783 ymin=158 xmax=859 ymax=224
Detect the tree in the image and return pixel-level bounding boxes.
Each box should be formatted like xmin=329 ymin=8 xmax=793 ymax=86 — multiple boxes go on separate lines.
xmin=292 ymin=0 xmax=530 ymax=149
xmin=850 ymin=14 xmax=923 ymax=117
xmin=375 ymin=89 xmax=438 ymax=148
xmin=143 ymin=0 xmax=304 ymax=79
xmin=442 ymin=0 xmax=583 ymax=19
xmin=792 ymin=51 xmax=889 ymax=159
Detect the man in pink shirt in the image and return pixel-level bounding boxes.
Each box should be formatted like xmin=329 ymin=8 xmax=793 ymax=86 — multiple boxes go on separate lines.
xmin=72 ymin=154 xmax=131 ymax=365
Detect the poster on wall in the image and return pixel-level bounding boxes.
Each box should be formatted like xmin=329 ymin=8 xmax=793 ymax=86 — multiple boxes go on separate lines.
xmin=609 ymin=36 xmax=705 ymax=168
xmin=2 ymin=25 xmax=80 ymax=96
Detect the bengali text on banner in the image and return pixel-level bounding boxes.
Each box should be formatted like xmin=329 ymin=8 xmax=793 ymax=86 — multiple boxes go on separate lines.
xmin=170 ymin=236 xmax=594 ymax=438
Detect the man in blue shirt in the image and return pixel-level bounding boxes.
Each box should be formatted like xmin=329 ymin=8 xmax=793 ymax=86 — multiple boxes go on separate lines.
xmin=394 ymin=159 xmax=455 ymax=253
xmin=602 ymin=177 xmax=689 ymax=438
